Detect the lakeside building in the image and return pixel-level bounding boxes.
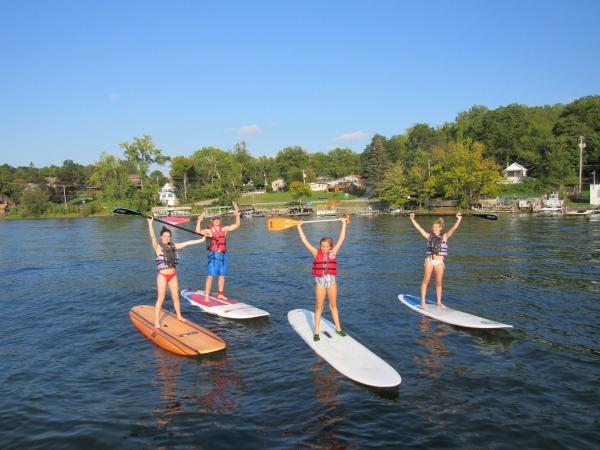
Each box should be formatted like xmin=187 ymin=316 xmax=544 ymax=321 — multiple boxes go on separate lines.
xmin=159 ymin=183 xmax=178 ymax=207
xmin=502 ymin=162 xmax=527 ymax=184
xmin=591 ymin=183 xmax=600 ymax=206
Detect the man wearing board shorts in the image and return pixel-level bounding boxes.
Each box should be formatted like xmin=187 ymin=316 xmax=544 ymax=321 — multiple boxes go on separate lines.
xmin=196 ymin=206 xmax=240 ymax=303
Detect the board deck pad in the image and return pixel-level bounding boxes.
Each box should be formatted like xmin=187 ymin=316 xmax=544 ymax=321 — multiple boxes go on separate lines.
xmin=129 ymin=305 xmax=226 ymax=356
xmin=182 ymin=289 xmax=270 ymax=319
xmin=287 ymin=309 xmax=401 ymax=388
xmin=398 ymin=294 xmax=513 ymax=329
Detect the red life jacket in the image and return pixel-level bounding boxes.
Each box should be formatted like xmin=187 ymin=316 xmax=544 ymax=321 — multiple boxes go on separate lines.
xmin=311 ymin=249 xmax=337 ymax=276
xmin=208 ymin=224 xmax=227 ymax=252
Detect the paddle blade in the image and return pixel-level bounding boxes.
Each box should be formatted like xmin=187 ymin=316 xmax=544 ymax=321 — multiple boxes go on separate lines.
xmin=472 ymin=213 xmax=498 ymax=220
xmin=267 ymin=217 xmax=302 ymax=231
xmin=113 ymin=207 xmax=143 ymax=216
xmin=346 ymin=214 xmax=351 ymax=224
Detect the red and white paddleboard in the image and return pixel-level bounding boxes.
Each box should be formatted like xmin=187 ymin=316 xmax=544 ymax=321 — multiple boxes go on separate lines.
xmin=162 ymin=217 xmax=191 ymax=225
xmin=181 ymin=289 xmax=270 ymax=319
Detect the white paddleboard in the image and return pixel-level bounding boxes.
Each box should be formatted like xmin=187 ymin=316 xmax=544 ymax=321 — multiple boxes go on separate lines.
xmin=182 ymin=289 xmax=269 ymax=319
xmin=287 ymin=309 xmax=401 ymax=388
xmin=398 ymin=294 xmax=513 ymax=329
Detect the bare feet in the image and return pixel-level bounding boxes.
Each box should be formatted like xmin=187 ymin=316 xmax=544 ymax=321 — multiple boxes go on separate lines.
xmin=217 ymin=294 xmax=228 ymax=301
xmin=204 ymin=295 xmax=210 ymax=303
xmin=154 ymin=322 xmax=160 ymax=328
xmin=177 ymin=315 xmax=187 ymax=322
xmin=421 ymin=300 xmax=427 ymax=308
xmin=437 ymin=302 xmax=446 ymax=309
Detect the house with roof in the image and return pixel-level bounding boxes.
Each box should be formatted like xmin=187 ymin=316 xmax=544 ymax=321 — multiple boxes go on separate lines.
xmin=271 ymin=178 xmax=285 ymax=192
xmin=159 ymin=182 xmax=178 ymax=207
xmin=502 ymin=162 xmax=527 ymax=184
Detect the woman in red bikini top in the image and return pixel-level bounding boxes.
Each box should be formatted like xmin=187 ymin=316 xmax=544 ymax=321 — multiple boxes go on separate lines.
xmin=148 ymin=217 xmax=206 ymax=329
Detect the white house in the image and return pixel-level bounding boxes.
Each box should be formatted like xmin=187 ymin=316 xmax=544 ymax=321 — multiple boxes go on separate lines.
xmin=159 ymin=182 xmax=178 ymax=207
xmin=309 ymin=182 xmax=328 ymax=191
xmin=271 ymin=178 xmax=285 ymax=191
xmin=503 ymin=162 xmax=527 ymax=184
xmin=591 ymin=183 xmax=600 ymax=206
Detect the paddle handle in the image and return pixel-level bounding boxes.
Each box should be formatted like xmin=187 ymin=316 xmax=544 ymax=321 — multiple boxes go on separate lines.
xmin=301 ymin=214 xmax=351 ymax=225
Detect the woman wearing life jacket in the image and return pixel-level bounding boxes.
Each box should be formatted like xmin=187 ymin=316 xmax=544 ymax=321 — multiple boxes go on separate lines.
xmin=296 ymin=218 xmax=347 ymax=342
xmin=148 ymin=217 xmax=206 ymax=328
xmin=195 ymin=206 xmax=241 ymax=302
xmin=409 ymin=213 xmax=462 ymax=309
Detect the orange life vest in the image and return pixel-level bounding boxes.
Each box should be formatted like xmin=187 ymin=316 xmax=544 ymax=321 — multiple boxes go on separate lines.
xmin=311 ymin=249 xmax=337 ymax=276
xmin=208 ymin=224 xmax=227 ymax=252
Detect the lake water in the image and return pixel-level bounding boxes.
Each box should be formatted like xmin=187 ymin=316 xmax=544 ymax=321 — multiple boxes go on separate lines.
xmin=1 ymin=215 xmax=599 ymax=449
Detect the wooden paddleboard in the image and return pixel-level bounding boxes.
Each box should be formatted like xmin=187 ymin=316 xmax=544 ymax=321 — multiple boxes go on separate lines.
xmin=288 ymin=309 xmax=401 ymax=388
xmin=398 ymin=294 xmax=513 ymax=329
xmin=182 ymin=289 xmax=270 ymax=319
xmin=129 ymin=305 xmax=226 ymax=356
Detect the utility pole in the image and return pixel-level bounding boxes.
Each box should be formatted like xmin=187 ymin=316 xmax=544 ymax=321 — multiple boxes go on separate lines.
xmin=62 ymin=185 xmax=68 ymax=212
xmin=183 ymin=173 xmax=188 ymax=201
xmin=579 ymin=136 xmax=586 ymax=195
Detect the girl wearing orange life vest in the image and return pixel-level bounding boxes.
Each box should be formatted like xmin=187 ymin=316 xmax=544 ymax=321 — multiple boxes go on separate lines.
xmin=195 ymin=206 xmax=241 ymax=303
xmin=296 ymin=218 xmax=347 ymax=342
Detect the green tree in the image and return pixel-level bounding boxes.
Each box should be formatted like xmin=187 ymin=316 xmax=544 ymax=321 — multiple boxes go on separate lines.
xmin=362 ymin=134 xmax=390 ymax=191
xmin=169 ymin=156 xmax=195 ymax=201
xmin=90 ymin=153 xmax=134 ymax=202
xmin=20 ymin=186 xmax=49 ymax=217
xmin=274 ymin=146 xmax=311 ymax=183
xmin=425 ymin=139 xmax=501 ymax=207
xmin=378 ymin=163 xmax=412 ymax=208
xmin=121 ymin=135 xmax=169 ymax=189
xmin=288 ymin=181 xmax=312 ymax=204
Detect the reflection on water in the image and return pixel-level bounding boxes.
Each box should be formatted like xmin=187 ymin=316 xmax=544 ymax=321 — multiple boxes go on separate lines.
xmin=414 ymin=317 xmax=450 ymax=379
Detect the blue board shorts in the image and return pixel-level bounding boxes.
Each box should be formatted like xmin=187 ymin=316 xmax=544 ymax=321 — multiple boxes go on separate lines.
xmin=207 ymin=251 xmax=228 ymax=276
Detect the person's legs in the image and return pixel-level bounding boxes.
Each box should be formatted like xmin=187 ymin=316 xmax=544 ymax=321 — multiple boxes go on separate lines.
xmin=433 ymin=262 xmax=445 ymax=308
xmin=421 ymin=259 xmax=434 ymax=307
xmin=155 ymin=274 xmax=168 ymax=328
xmin=168 ymin=275 xmax=186 ymax=321
xmin=326 ymin=280 xmax=343 ymax=333
xmin=204 ymin=275 xmax=213 ymax=302
xmin=314 ymin=282 xmax=326 ymax=339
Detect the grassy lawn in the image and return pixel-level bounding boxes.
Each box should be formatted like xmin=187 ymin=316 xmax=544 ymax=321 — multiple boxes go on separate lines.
xmin=241 ymin=190 xmax=366 ymax=205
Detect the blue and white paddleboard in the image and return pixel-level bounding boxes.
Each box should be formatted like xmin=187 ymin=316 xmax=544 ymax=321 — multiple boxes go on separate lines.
xmin=288 ymin=309 xmax=401 ymax=388
xmin=398 ymin=294 xmax=513 ymax=329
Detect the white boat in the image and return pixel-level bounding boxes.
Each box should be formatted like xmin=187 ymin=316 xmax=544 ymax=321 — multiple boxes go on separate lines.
xmin=565 ymin=208 xmax=600 ymax=216
xmin=537 ymin=193 xmax=564 ymax=216
xmin=316 ymin=208 xmax=338 ymax=216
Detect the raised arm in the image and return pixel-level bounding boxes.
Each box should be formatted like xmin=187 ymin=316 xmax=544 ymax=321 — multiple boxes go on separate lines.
xmin=225 ymin=209 xmax=241 ymax=232
xmin=175 ymin=236 xmax=206 ymax=250
xmin=147 ymin=217 xmax=160 ymax=254
xmin=409 ymin=213 xmax=430 ymax=239
xmin=332 ymin=218 xmax=347 ymax=254
xmin=195 ymin=215 xmax=203 ymax=234
xmin=296 ymin=223 xmax=317 ymax=257
xmin=444 ymin=213 xmax=463 ymax=240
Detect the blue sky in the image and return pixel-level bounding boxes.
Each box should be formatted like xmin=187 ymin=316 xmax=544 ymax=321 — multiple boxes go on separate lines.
xmin=1 ymin=0 xmax=599 ymax=168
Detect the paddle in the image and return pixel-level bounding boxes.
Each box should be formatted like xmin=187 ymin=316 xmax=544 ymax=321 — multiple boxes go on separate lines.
xmin=404 ymin=213 xmax=498 ymax=220
xmin=113 ymin=207 xmax=206 ymax=236
xmin=268 ymin=215 xmax=350 ymax=231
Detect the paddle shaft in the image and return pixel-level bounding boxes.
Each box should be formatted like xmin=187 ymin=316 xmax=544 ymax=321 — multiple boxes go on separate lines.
xmin=404 ymin=213 xmax=497 ymax=220
xmin=113 ymin=208 xmax=206 ymax=236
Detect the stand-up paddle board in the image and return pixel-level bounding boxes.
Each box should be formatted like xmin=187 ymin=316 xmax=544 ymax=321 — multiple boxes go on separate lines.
xmin=287 ymin=309 xmax=401 ymax=388
xmin=161 ymin=217 xmax=191 ymax=225
xmin=181 ymin=289 xmax=270 ymax=319
xmin=398 ymin=294 xmax=513 ymax=329
xmin=129 ymin=305 xmax=226 ymax=356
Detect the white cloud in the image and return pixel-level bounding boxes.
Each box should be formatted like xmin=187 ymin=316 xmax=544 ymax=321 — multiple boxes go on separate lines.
xmin=237 ymin=124 xmax=262 ymax=136
xmin=110 ymin=92 xmax=120 ymax=101
xmin=335 ymin=130 xmax=366 ymax=141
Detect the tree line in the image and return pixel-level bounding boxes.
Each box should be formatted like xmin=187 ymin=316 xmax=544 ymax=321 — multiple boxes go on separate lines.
xmin=1 ymin=95 xmax=598 ymax=216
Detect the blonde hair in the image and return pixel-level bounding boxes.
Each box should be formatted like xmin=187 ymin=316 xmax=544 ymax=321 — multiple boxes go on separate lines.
xmin=433 ymin=218 xmax=444 ymax=229
xmin=320 ymin=236 xmax=334 ymax=248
